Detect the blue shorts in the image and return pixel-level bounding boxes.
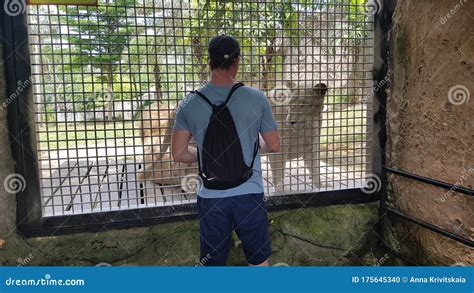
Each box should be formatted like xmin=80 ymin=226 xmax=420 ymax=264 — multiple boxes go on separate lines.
xmin=197 ymin=192 xmax=272 ymax=266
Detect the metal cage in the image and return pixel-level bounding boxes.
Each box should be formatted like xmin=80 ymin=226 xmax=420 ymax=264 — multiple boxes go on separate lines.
xmin=2 ymin=0 xmax=384 ymax=236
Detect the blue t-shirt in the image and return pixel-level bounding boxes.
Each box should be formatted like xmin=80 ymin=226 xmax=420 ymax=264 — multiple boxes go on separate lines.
xmin=174 ymin=82 xmax=278 ymax=198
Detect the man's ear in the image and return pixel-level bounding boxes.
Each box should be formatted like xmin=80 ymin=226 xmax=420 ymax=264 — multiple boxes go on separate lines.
xmin=233 ymin=57 xmax=240 ymax=68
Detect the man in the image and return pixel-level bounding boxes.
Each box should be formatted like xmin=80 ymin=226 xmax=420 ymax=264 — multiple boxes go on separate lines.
xmin=172 ymin=34 xmax=280 ymax=266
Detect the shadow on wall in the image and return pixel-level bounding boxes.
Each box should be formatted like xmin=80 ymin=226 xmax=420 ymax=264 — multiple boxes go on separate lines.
xmin=0 ymin=40 xmax=19 ymax=239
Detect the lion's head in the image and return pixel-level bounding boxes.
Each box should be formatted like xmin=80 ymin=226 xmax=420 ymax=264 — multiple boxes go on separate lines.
xmin=267 ymin=82 xmax=327 ymax=132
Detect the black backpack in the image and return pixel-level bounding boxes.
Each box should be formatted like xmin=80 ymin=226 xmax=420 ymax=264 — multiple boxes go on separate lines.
xmin=191 ymin=82 xmax=259 ymax=190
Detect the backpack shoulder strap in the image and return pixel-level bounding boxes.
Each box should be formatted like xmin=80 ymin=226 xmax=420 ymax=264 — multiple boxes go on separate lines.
xmin=224 ymin=82 xmax=244 ymax=105
xmin=196 ymin=144 xmax=202 ymax=174
xmin=249 ymin=135 xmax=260 ymax=169
xmin=191 ymin=90 xmax=214 ymax=108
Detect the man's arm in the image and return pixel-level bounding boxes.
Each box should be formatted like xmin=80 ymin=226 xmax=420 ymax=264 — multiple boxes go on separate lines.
xmin=171 ymin=129 xmax=198 ymax=163
xmin=259 ymin=129 xmax=280 ymax=153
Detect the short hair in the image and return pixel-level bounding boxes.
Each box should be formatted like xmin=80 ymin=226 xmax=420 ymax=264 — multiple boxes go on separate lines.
xmin=209 ymin=56 xmax=238 ymax=70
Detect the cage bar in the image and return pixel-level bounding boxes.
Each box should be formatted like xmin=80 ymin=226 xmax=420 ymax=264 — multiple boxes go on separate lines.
xmin=27 ymin=0 xmax=375 ymax=217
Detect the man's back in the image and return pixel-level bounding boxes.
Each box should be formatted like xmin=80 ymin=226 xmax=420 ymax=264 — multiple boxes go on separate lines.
xmin=174 ymin=82 xmax=277 ymax=198
xmin=171 ymin=34 xmax=278 ymax=266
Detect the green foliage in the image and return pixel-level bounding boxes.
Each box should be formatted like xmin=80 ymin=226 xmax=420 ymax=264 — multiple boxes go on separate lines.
xmin=183 ymin=0 xmax=302 ymax=84
xmin=36 ymin=0 xmax=370 ymax=110
xmin=61 ymin=0 xmax=135 ymax=70
xmin=59 ymin=0 xmax=136 ymax=106
xmin=335 ymin=0 xmax=369 ymax=37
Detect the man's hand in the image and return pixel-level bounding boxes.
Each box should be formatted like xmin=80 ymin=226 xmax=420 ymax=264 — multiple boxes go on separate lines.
xmin=171 ymin=129 xmax=198 ymax=163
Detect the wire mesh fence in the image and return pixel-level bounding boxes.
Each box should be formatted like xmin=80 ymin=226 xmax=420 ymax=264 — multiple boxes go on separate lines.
xmin=27 ymin=0 xmax=375 ymax=216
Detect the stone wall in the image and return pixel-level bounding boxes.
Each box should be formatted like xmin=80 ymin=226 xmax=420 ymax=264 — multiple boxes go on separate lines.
xmin=1 ymin=204 xmax=383 ymax=266
xmin=386 ymin=0 xmax=473 ymax=265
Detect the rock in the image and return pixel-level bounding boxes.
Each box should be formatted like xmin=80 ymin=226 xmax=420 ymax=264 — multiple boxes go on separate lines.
xmin=387 ymin=0 xmax=474 ymax=265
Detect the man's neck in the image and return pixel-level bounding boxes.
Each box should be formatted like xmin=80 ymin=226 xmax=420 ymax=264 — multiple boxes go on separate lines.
xmin=209 ymin=70 xmax=235 ymax=86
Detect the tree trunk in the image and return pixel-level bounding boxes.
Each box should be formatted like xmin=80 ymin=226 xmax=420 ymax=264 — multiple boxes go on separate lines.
xmin=192 ymin=36 xmax=208 ymax=84
xmin=153 ymin=63 xmax=163 ymax=101
xmin=104 ymin=63 xmax=114 ymax=120
xmin=261 ymin=37 xmax=276 ymax=91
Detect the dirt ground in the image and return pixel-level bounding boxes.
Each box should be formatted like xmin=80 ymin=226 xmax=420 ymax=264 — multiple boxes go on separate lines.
xmin=386 ymin=0 xmax=473 ymax=265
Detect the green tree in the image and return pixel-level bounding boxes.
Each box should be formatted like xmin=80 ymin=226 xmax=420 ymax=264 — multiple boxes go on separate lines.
xmin=61 ymin=0 xmax=135 ymax=107
xmin=332 ymin=0 xmax=371 ymax=103
xmin=186 ymin=0 xmax=301 ymax=90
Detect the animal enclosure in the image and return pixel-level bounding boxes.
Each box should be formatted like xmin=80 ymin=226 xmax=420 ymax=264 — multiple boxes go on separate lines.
xmin=27 ymin=0 xmax=375 ymax=217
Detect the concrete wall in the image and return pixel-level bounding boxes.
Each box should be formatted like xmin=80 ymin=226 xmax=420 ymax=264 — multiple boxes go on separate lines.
xmin=386 ymin=0 xmax=473 ymax=265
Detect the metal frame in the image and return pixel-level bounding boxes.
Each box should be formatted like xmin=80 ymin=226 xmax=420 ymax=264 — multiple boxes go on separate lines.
xmin=381 ymin=167 xmax=474 ymax=248
xmin=372 ymin=0 xmax=390 ymax=247
xmin=2 ymin=2 xmax=383 ymax=238
xmin=1 ymin=4 xmax=43 ymax=229
xmin=19 ymin=189 xmax=378 ymax=237
xmin=384 ymin=167 xmax=473 ymax=196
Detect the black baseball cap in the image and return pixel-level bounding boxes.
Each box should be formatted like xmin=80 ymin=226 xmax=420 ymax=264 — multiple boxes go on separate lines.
xmin=208 ymin=34 xmax=241 ymax=61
